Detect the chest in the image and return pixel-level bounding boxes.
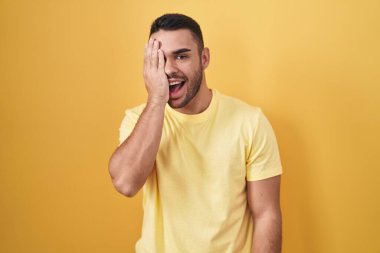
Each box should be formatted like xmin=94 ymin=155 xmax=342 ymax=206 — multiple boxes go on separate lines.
xmin=157 ymin=120 xmax=248 ymax=183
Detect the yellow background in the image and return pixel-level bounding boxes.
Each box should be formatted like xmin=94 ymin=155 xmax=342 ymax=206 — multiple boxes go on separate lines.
xmin=1 ymin=0 xmax=379 ymax=252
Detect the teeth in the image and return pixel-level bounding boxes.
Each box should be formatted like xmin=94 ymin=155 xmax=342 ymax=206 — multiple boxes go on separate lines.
xmin=169 ymin=81 xmax=183 ymax=86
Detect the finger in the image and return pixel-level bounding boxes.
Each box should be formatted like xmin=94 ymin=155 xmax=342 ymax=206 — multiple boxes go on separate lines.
xmin=143 ymin=40 xmax=150 ymax=72
xmin=146 ymin=38 xmax=153 ymax=69
xmin=151 ymin=40 xmax=159 ymax=69
xmin=158 ymin=49 xmax=165 ymax=72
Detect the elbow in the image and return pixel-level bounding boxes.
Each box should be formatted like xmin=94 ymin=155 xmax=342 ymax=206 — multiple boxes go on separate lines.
xmin=113 ymin=179 xmax=139 ymax=198
xmin=110 ymin=171 xmax=139 ymax=198
xmin=252 ymin=207 xmax=282 ymax=224
xmin=108 ymin=156 xmax=139 ymax=198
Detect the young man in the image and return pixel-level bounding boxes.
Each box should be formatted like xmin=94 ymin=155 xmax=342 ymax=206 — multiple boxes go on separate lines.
xmin=109 ymin=13 xmax=283 ymax=253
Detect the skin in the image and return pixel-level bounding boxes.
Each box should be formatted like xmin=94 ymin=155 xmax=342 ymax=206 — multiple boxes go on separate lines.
xmin=108 ymin=28 xmax=282 ymax=253
xmin=248 ymin=176 xmax=282 ymax=253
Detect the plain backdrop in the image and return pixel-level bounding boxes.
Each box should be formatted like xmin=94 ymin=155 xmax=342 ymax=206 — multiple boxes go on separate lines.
xmin=1 ymin=0 xmax=379 ymax=252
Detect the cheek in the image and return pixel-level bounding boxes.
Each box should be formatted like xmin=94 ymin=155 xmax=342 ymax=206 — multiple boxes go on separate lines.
xmin=179 ymin=62 xmax=195 ymax=76
xmin=185 ymin=61 xmax=201 ymax=74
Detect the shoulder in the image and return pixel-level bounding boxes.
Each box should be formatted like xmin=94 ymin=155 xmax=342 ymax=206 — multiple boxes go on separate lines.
xmin=118 ymin=103 xmax=146 ymax=144
xmin=216 ymin=90 xmax=263 ymax=120
xmin=124 ymin=103 xmax=146 ymax=118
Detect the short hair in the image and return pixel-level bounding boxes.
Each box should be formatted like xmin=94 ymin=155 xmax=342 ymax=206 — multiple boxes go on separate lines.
xmin=149 ymin=13 xmax=204 ymax=53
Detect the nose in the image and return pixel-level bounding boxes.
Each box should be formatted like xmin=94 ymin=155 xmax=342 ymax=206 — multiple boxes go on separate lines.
xmin=164 ymin=58 xmax=179 ymax=76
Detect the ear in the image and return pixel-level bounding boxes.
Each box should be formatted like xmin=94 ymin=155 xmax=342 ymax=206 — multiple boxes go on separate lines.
xmin=201 ymin=47 xmax=210 ymax=70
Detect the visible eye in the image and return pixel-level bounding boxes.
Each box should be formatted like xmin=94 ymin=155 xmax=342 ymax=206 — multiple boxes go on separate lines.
xmin=175 ymin=55 xmax=188 ymax=60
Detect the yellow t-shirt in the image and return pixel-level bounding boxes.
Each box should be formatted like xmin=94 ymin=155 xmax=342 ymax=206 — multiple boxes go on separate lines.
xmin=119 ymin=89 xmax=282 ymax=253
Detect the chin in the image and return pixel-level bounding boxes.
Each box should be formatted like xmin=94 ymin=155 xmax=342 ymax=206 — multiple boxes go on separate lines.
xmin=168 ymin=100 xmax=183 ymax=109
xmin=168 ymin=96 xmax=189 ymax=109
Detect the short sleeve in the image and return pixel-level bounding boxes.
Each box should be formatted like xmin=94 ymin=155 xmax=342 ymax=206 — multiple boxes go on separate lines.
xmin=118 ymin=110 xmax=140 ymax=146
xmin=246 ymin=108 xmax=283 ymax=181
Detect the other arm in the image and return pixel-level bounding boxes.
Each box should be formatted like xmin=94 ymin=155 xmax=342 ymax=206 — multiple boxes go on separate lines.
xmin=247 ymin=175 xmax=282 ymax=253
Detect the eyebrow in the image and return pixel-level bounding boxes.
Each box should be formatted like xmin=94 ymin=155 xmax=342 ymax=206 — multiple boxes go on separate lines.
xmin=171 ymin=48 xmax=191 ymax=54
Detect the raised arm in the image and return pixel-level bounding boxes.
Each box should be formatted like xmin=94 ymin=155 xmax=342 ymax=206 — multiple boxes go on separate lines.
xmin=247 ymin=175 xmax=282 ymax=253
xmin=108 ymin=39 xmax=168 ymax=197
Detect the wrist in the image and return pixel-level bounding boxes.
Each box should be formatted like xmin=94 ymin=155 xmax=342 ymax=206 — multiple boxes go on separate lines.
xmin=147 ymin=96 xmax=167 ymax=109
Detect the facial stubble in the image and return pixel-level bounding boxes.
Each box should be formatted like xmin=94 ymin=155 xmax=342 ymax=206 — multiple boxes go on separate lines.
xmin=168 ymin=65 xmax=203 ymax=109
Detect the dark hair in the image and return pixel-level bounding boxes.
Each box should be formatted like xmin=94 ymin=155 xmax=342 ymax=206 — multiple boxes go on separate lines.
xmin=149 ymin=13 xmax=204 ymax=53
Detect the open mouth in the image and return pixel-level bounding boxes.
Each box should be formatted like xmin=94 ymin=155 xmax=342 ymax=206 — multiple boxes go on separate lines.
xmin=169 ymin=81 xmax=186 ymax=94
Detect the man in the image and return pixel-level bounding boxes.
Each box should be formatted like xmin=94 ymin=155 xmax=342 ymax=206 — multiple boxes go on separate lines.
xmin=109 ymin=13 xmax=283 ymax=253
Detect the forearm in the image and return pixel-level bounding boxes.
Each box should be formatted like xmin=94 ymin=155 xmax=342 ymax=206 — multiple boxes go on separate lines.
xmin=251 ymin=210 xmax=282 ymax=253
xmin=109 ymin=100 xmax=165 ymax=197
